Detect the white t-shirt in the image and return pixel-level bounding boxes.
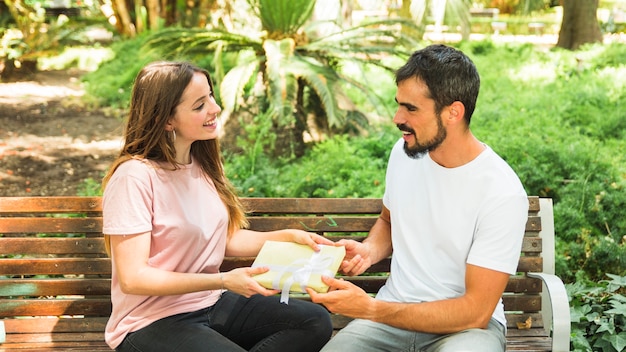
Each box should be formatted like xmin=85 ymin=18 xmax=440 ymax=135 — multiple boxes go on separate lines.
xmin=376 ymin=139 xmax=528 ymax=327
xmin=102 ymin=158 xmax=228 ymax=349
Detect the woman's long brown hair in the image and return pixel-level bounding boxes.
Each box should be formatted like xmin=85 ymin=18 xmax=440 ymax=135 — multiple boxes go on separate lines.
xmin=102 ymin=61 xmax=247 ymax=255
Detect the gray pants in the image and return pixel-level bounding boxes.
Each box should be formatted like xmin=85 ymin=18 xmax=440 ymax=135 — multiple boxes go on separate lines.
xmin=321 ymin=318 xmax=506 ymax=352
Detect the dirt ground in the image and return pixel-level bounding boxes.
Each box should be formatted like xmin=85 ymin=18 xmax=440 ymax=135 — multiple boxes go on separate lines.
xmin=0 ymin=70 xmax=124 ymax=196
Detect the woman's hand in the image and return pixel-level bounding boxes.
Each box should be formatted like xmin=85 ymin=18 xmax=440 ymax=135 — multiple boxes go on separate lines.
xmin=288 ymin=229 xmax=335 ymax=251
xmin=222 ymin=267 xmax=280 ymax=298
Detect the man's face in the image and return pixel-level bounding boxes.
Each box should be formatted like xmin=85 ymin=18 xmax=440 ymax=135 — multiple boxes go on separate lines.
xmin=393 ymin=79 xmax=446 ymax=159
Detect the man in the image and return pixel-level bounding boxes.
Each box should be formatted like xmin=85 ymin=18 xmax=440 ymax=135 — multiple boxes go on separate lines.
xmin=308 ymin=44 xmax=529 ymax=351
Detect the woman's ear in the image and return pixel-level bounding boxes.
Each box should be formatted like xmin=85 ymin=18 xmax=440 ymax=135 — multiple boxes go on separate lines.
xmin=165 ymin=120 xmax=175 ymax=132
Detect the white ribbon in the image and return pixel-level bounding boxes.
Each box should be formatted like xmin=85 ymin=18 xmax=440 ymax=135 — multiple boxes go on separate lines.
xmin=261 ymin=248 xmax=335 ymax=304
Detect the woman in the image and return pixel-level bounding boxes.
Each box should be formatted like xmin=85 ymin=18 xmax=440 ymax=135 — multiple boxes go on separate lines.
xmin=102 ymin=61 xmax=333 ymax=351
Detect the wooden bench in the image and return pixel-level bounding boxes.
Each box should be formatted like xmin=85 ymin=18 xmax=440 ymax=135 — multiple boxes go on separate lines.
xmin=0 ymin=196 xmax=570 ymax=351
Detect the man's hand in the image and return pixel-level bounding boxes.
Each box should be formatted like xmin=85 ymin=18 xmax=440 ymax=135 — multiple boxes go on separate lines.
xmin=307 ymin=276 xmax=376 ymax=320
xmin=336 ymin=239 xmax=372 ymax=276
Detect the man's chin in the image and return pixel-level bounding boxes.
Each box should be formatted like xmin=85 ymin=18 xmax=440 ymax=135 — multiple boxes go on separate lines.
xmin=403 ymin=142 xmax=427 ymax=159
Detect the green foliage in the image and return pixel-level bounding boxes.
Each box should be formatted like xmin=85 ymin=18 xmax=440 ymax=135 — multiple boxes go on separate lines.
xmin=569 ymin=274 xmax=626 ymax=351
xmin=462 ymin=41 xmax=626 ymax=284
xmin=81 ymin=33 xmax=160 ymax=108
xmin=246 ymin=0 xmax=315 ymax=37
xmin=225 ymin=124 xmax=397 ymax=198
xmin=77 ymin=177 xmax=103 ymax=196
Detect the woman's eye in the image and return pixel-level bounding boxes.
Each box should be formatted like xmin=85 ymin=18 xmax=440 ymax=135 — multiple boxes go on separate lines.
xmin=194 ymin=103 xmax=205 ymax=111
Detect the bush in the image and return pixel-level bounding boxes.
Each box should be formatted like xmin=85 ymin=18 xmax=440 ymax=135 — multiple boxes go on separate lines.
xmin=569 ymin=274 xmax=626 ymax=351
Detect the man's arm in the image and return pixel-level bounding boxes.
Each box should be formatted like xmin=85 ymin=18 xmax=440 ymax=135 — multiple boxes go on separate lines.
xmin=309 ymin=263 xmax=510 ymax=334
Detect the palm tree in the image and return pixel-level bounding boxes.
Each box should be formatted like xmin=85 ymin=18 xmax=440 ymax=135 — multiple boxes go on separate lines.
xmin=143 ymin=0 xmax=419 ymax=156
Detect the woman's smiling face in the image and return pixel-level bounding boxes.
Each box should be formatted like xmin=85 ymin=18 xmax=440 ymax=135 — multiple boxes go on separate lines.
xmin=169 ymin=72 xmax=222 ymax=146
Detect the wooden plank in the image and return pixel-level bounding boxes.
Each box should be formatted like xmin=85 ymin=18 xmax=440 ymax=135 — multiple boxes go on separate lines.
xmin=1 ymin=258 xmax=111 ymax=276
xmin=0 ymin=196 xmax=538 ymax=214
xmin=521 ymin=237 xmax=542 ymax=253
xmin=0 ymin=298 xmax=111 ymax=317
xmin=517 ymin=256 xmax=543 ymax=273
xmin=241 ymin=198 xmax=383 ymax=214
xmin=506 ymin=336 xmax=552 ymax=352
xmin=0 ymin=238 xmax=106 ymax=255
xmin=0 ymin=217 xmax=103 ymax=234
xmin=0 ymin=197 xmax=102 ymax=214
xmin=0 ymin=279 xmax=111 ymax=297
xmin=506 ymin=276 xmax=542 ymax=294
xmin=3 ymin=317 xmax=108 ymax=333
xmin=505 ymin=312 xmax=545 ymax=329
xmin=525 ymin=216 xmax=541 ymax=232
xmin=502 ymin=294 xmax=541 ymax=312
xmin=0 ymin=236 xmax=539 ymax=256
xmin=246 ymin=216 xmax=376 ymax=233
xmin=0 ymin=339 xmax=110 ymax=352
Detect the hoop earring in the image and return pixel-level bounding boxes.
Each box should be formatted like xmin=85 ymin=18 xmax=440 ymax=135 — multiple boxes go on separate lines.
xmin=171 ymin=129 xmax=176 ymax=142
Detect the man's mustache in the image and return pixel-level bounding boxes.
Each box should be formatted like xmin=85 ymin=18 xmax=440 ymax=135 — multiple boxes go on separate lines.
xmin=397 ymin=124 xmax=414 ymax=134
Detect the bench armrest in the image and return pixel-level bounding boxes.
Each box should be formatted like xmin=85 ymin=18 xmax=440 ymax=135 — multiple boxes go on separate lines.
xmin=527 ymin=272 xmax=570 ymax=352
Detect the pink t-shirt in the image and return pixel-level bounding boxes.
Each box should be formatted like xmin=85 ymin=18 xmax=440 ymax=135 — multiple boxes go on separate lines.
xmin=102 ymin=158 xmax=228 ymax=349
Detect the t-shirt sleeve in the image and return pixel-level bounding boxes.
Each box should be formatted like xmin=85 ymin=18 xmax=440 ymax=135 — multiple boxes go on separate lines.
xmin=102 ymin=160 xmax=154 ymax=236
xmin=467 ymin=193 xmax=529 ymax=275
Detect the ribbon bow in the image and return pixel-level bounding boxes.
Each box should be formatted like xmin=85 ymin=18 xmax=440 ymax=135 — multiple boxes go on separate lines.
xmin=263 ymin=247 xmax=335 ymax=304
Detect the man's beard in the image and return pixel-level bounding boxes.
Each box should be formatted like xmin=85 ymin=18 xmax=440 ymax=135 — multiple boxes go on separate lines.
xmin=400 ymin=114 xmax=446 ymax=159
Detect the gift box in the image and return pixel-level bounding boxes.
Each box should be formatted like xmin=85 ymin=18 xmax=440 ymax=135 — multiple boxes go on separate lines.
xmin=252 ymin=241 xmax=346 ymax=303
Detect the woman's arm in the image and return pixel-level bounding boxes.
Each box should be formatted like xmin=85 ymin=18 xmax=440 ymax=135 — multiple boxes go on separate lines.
xmin=110 ymin=232 xmax=279 ymax=297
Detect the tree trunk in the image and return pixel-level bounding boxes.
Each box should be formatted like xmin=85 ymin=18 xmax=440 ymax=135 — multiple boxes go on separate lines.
xmin=134 ymin=0 xmax=145 ymax=33
xmin=556 ymin=0 xmax=603 ymax=50
xmin=162 ymin=0 xmax=177 ymax=26
xmin=112 ymin=0 xmax=136 ymax=37
xmin=145 ymin=0 xmax=160 ymax=30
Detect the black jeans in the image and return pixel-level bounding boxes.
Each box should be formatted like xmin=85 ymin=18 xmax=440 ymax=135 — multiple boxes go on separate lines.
xmin=116 ymin=291 xmax=333 ymax=352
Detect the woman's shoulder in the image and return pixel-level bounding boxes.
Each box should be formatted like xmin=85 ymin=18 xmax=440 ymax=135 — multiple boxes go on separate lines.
xmin=113 ymin=158 xmax=160 ymax=179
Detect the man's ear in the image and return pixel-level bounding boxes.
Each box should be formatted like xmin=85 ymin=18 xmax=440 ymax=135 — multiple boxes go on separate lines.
xmin=448 ymin=101 xmax=465 ymax=123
